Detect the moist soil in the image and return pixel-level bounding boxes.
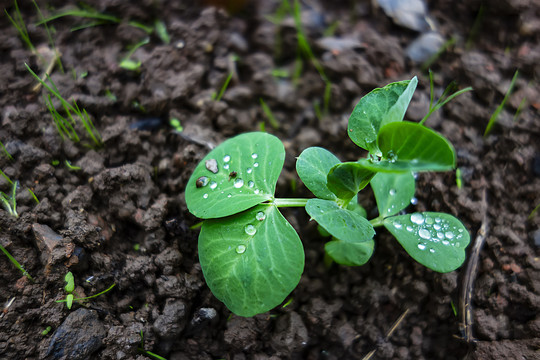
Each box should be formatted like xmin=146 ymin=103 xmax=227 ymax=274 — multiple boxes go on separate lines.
xmin=1 ymin=1 xmax=539 ymax=359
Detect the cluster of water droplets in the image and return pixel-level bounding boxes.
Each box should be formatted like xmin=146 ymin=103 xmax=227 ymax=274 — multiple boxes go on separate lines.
xmin=392 ymin=212 xmax=465 ymax=253
xmin=235 ymin=211 xmax=267 ymax=254
xmin=198 ymin=152 xmax=265 ymax=200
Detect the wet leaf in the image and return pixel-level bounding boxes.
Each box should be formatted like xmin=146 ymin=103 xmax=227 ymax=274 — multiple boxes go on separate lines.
xmin=327 ymin=162 xmax=375 ymax=201
xmin=296 ymin=147 xmax=340 ymax=200
xmin=199 ymin=205 xmax=304 ymax=317
xmin=348 ymin=77 xmax=418 ymax=154
xmin=359 ymin=122 xmax=456 ymax=173
xmin=371 ymin=172 xmax=415 ymax=217
xmin=384 ymin=212 xmax=470 ymax=272
xmin=325 ymin=238 xmax=375 ymax=266
xmin=185 ymin=132 xmax=285 ymax=219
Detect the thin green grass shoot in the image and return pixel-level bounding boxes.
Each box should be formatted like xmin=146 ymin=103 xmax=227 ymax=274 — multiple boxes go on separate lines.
xmin=138 ymin=330 xmax=168 ymax=360
xmin=27 ymin=188 xmax=39 ymax=204
xmin=420 ymin=70 xmax=473 ymax=126
xmin=32 ymin=0 xmax=64 ymax=73
xmin=119 ymin=37 xmax=150 ymax=71
xmin=5 ymin=0 xmax=36 ymax=54
xmin=0 ymin=242 xmax=34 ymax=282
xmin=64 ymin=160 xmax=81 ymax=171
xmin=0 ymin=169 xmax=13 ymax=186
xmin=0 ymin=180 xmax=19 ymax=218
xmin=528 ymin=203 xmax=540 ymax=220
xmin=259 ymin=98 xmax=280 ymax=129
xmin=56 ymin=282 xmax=116 ymax=306
xmin=26 ymin=63 xmax=102 ymax=147
xmin=0 ymin=141 xmax=13 ymax=160
xmin=484 ymin=70 xmax=519 ymax=137
xmin=212 ymin=71 xmax=234 ymax=101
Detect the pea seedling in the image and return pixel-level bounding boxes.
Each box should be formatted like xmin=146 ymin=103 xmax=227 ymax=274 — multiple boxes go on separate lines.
xmin=56 ymin=271 xmax=116 ymax=309
xmin=185 ymin=77 xmax=471 ymax=317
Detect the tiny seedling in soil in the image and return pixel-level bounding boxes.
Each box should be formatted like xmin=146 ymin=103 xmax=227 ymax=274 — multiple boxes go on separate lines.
xmin=0 ymin=241 xmax=34 ymax=282
xmin=0 ymin=180 xmax=19 ymax=218
xmin=56 ymin=271 xmax=116 ymax=309
xmin=185 ymin=77 xmax=471 ymax=317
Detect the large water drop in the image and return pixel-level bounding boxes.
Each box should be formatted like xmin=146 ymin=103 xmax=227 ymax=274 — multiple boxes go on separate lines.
xmin=411 ymin=213 xmax=425 ymax=225
xmin=256 ymin=211 xmax=266 ymax=221
xmin=418 ymin=228 xmax=431 ymax=239
xmin=233 ymin=178 xmax=244 ymax=188
xmin=252 ymin=153 xmax=258 ymax=159
xmin=209 ymin=181 xmax=217 ymax=190
xmin=245 ymin=224 xmax=256 ymax=236
xmin=223 ymin=155 xmax=231 ymax=162
xmin=236 ymin=245 xmax=246 ymax=254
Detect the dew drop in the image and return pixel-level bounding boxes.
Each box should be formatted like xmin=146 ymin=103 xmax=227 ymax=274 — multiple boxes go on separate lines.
xmin=223 ymin=164 xmax=230 ymax=170
xmin=425 ymin=216 xmax=434 ymax=225
xmin=236 ymin=245 xmax=246 ymax=254
xmin=256 ymin=211 xmax=266 ymax=221
xmin=434 ymin=224 xmax=441 ymax=230
xmin=254 ymin=189 xmax=260 ymax=194
xmin=389 ymin=189 xmax=396 ymax=196
xmin=223 ymin=155 xmax=231 ymax=162
xmin=429 ymin=248 xmax=435 ymax=253
xmin=209 ymin=181 xmax=217 ymax=190
xmin=445 ymin=231 xmax=455 ymax=239
xmin=196 ymin=176 xmax=209 ymax=188
xmin=437 ymin=232 xmax=444 ymax=239
xmin=233 ymin=178 xmax=244 ymax=188
xmin=245 ymin=224 xmax=256 ymax=236
xmin=410 ymin=197 xmax=418 ymax=205
xmin=406 ymin=226 xmax=414 ymax=232
xmin=392 ymin=221 xmax=402 ymax=229
xmin=253 ymin=162 xmax=259 ymax=168
xmin=203 ymin=193 xmax=208 ymax=199
xmin=417 ymin=243 xmax=426 ymax=250
xmin=435 ymin=218 xmax=441 ymax=223
xmin=247 ymin=167 xmax=253 ymax=174
xmin=418 ymin=228 xmax=431 ymax=239
xmin=248 ymin=180 xmax=254 ymax=188
xmin=411 ymin=213 xmax=425 ymax=225
xmin=442 ymin=240 xmax=450 ymax=246
xmin=252 ymin=153 xmax=258 ymax=159
xmin=227 ymin=193 xmax=232 ymax=198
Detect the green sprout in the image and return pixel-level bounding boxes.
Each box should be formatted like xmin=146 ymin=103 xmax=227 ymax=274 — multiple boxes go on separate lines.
xmin=0 ymin=140 xmax=13 ymax=160
xmin=185 ymin=77 xmax=471 ymax=317
xmin=0 ymin=180 xmax=19 ymax=218
xmin=484 ymin=70 xmax=519 ymax=137
xmin=0 ymin=241 xmax=34 ymax=282
xmin=138 ymin=330 xmax=167 ymax=360
xmin=26 ymin=63 xmax=102 ymax=147
xmin=41 ymin=326 xmax=52 ymax=336
xmin=259 ymin=98 xmax=280 ymax=129
xmin=56 ymin=271 xmax=116 ymax=309
xmin=169 ymin=118 xmax=183 ymax=132
xmin=212 ymin=71 xmax=234 ymax=102
xmin=5 ymin=0 xmax=36 ymax=54
xmin=119 ymin=38 xmax=149 ymax=72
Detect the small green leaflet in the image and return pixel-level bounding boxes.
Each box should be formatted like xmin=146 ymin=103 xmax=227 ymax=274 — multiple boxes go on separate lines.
xmin=296 ymin=147 xmax=340 ymax=200
xmin=325 ymin=238 xmax=374 ymax=266
xmin=359 ymin=122 xmax=456 ymax=173
xmin=348 ymin=77 xmax=418 ymax=154
xmin=384 ymin=212 xmax=470 ymax=273
xmin=327 ymin=162 xmax=375 ymax=201
xmin=198 ymin=205 xmax=304 ymax=317
xmin=371 ymin=172 xmax=415 ymax=217
xmin=185 ymin=132 xmax=285 ymax=219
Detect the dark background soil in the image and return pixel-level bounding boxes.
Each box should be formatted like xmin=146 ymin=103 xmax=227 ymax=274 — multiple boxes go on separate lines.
xmin=0 ymin=0 xmax=539 ymax=359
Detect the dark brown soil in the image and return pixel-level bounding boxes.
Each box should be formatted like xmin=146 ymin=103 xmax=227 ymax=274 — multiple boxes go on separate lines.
xmin=1 ymin=1 xmax=539 ymax=359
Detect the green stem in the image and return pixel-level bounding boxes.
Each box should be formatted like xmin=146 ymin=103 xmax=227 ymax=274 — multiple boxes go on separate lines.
xmin=369 ymin=216 xmax=385 ymax=228
xmin=272 ymin=198 xmax=309 ymax=207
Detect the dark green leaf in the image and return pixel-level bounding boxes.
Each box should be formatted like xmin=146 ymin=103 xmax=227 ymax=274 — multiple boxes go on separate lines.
xmin=371 ymin=172 xmax=415 ymax=217
xmin=327 ymin=162 xmax=375 ymax=201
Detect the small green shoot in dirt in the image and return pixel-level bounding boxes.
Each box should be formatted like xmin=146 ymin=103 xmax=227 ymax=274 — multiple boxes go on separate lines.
xmin=119 ymin=38 xmax=149 ymax=71
xmin=420 ymin=70 xmax=473 ymax=126
xmin=212 ymin=71 xmax=234 ymax=102
xmin=154 ymin=20 xmax=170 ymax=44
xmin=41 ymin=326 xmax=52 ymax=336
xmin=138 ymin=330 xmax=167 ymax=360
xmin=65 ymin=160 xmax=81 ymax=171
xmin=26 ymin=63 xmax=102 ymax=147
xmin=484 ymin=70 xmax=519 ymax=137
xmin=0 ymin=169 xmax=13 ymax=185
xmin=0 ymin=181 xmax=19 ymax=218
xmin=185 ymin=76 xmax=471 ymax=317
xmin=259 ymin=98 xmax=280 ymax=129
xmin=0 ymin=242 xmax=34 ymax=282
xmin=529 ymin=203 xmax=540 ymax=220
xmin=57 ymin=272 xmax=116 ymax=309
xmin=455 ymin=168 xmax=463 ymax=189
xmin=0 ymin=140 xmax=13 ymax=160
xmin=28 ymin=188 xmax=39 ymax=204
xmin=169 ymin=118 xmax=183 ymax=132
xmin=5 ymin=0 xmax=36 ymax=54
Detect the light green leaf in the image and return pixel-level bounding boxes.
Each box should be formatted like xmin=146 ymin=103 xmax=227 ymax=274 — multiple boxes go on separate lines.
xmin=371 ymin=172 xmax=415 ymax=217
xmin=384 ymin=212 xmax=470 ymax=273
xmin=306 ymin=199 xmax=375 ymax=243
xmin=325 ymin=238 xmax=374 ymax=266
xmin=66 ymin=294 xmax=73 ymax=309
xmin=199 ymin=204 xmax=304 ymax=317
xmin=186 ymin=132 xmax=285 ymax=219
xmin=296 ymin=147 xmax=340 ymax=200
xmin=327 ymin=162 xmax=375 ymax=201
xmin=64 ymin=272 xmax=75 ymax=293
xmin=359 ymin=122 xmax=456 ymax=173
xmin=348 ymin=77 xmax=418 ymax=154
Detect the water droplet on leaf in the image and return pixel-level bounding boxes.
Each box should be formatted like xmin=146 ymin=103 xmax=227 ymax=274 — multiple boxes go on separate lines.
xmin=245 ymin=224 xmax=256 ymax=235
xmin=445 ymin=231 xmax=455 ymax=239
xmin=389 ymin=189 xmax=396 ymax=196
xmin=247 ymin=167 xmax=253 ymax=174
xmin=223 ymin=155 xmax=231 ymax=162
xmin=418 ymin=228 xmax=431 ymax=239
xmin=209 ymin=181 xmax=217 ymax=190
xmin=203 ymin=193 xmax=208 ymax=199
xmin=256 ymin=211 xmax=266 ymax=221
xmin=417 ymin=243 xmax=426 ymax=250
xmin=196 ymin=176 xmax=209 ymax=188
xmin=392 ymin=221 xmax=402 ymax=229
xmin=253 ymin=162 xmax=259 ymax=168
xmin=410 ymin=213 xmax=425 ymax=225
xmin=248 ymin=180 xmax=254 ymax=188
xmin=410 ymin=197 xmax=418 ymax=205
xmin=236 ymin=245 xmax=246 ymax=254
xmin=252 ymin=153 xmax=258 ymax=159
xmin=223 ymin=164 xmax=229 ymax=170
xmin=233 ymin=178 xmax=244 ymax=188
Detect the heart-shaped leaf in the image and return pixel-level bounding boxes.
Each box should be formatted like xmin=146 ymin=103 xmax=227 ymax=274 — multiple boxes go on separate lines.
xmin=306 ymin=199 xmax=375 ymax=243
xmin=198 ymin=204 xmax=304 ymax=317
xmin=348 ymin=77 xmax=418 ymax=154
xmin=359 ymin=122 xmax=456 ymax=173
xmin=327 ymin=162 xmax=375 ymax=201
xmin=325 ymin=238 xmax=374 ymax=266
xmin=371 ymin=172 xmax=415 ymax=217
xmin=384 ymin=212 xmax=470 ymax=273
xmin=296 ymin=147 xmax=340 ymax=200
xmin=185 ymin=132 xmax=285 ymax=219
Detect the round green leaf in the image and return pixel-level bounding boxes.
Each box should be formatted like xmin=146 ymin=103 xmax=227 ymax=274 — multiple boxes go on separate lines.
xmin=325 ymin=238 xmax=374 ymax=266
xmin=199 ymin=204 xmax=304 ymax=317
xmin=296 ymin=147 xmax=340 ymax=200
xmin=306 ymin=199 xmax=375 ymax=243
xmin=371 ymin=172 xmax=415 ymax=217
xmin=327 ymin=162 xmax=375 ymax=201
xmin=384 ymin=212 xmax=470 ymax=273
xmin=185 ymin=132 xmax=285 ymax=219
xmin=360 ymin=122 xmax=456 ymax=173
xmin=348 ymin=77 xmax=418 ymax=154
